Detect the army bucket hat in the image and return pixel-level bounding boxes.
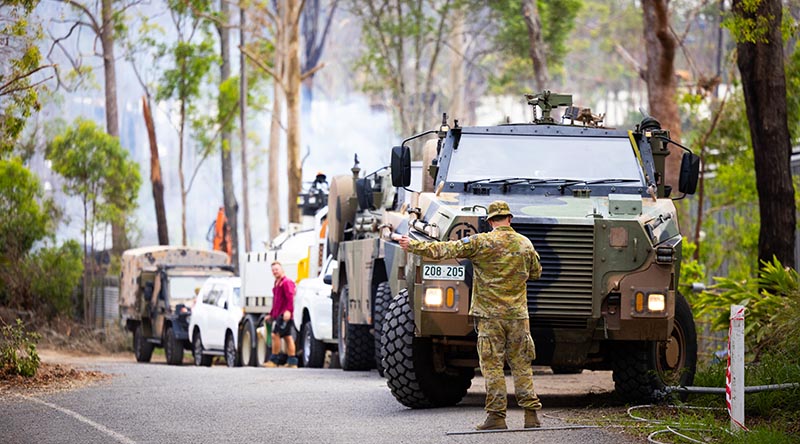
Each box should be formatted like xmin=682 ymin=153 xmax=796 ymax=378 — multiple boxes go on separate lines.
xmin=487 ymin=200 xmax=513 ymax=220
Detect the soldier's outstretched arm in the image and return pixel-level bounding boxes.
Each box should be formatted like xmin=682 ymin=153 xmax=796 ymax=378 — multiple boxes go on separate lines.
xmin=407 ymin=237 xmax=479 ymax=260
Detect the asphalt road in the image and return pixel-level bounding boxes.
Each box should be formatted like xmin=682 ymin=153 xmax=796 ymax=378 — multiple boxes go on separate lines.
xmin=0 ymin=356 xmax=643 ymax=444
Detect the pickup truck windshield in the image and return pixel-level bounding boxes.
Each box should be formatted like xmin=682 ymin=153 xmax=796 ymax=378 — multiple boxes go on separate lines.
xmin=446 ymin=134 xmax=644 ymax=184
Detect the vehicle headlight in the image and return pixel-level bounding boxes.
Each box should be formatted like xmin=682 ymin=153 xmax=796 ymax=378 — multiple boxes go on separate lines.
xmin=424 ymin=288 xmax=443 ymax=306
xmin=647 ymin=293 xmax=666 ymax=312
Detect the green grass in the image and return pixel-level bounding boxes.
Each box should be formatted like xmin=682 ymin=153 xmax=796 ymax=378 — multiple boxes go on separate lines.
xmin=682 ymin=351 xmax=800 ymax=442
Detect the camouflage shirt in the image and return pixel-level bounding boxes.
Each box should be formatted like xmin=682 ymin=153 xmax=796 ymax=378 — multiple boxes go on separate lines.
xmin=408 ymin=226 xmax=541 ymax=319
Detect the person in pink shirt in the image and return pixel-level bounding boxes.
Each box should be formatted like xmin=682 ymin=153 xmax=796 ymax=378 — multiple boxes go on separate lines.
xmin=264 ymin=261 xmax=298 ymax=368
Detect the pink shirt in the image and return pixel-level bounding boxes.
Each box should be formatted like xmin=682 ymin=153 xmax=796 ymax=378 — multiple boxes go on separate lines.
xmin=271 ymin=277 xmax=296 ymax=320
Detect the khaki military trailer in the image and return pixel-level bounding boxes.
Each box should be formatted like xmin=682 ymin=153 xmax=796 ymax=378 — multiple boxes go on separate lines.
xmin=120 ymin=246 xmax=234 ymax=365
xmin=327 ymin=92 xmax=701 ymax=408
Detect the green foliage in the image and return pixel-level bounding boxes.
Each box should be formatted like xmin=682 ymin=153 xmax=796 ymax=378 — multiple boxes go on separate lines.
xmin=685 ymin=89 xmax=760 ymax=279
xmin=724 ymin=0 xmax=776 ymax=44
xmin=46 ymin=118 xmax=141 ymax=230
xmin=487 ymin=0 xmax=581 ymax=92
xmin=692 ymin=257 xmax=800 ymax=358
xmin=28 ymin=241 xmax=84 ymax=316
xmin=0 ymin=159 xmax=81 ymax=316
xmin=0 ymin=319 xmax=41 ymax=378
xmin=156 ymin=39 xmax=217 ymax=106
xmin=0 ymin=0 xmax=46 ymax=156
xmin=0 ymin=158 xmax=53 ymax=260
xmin=678 ymin=240 xmax=706 ymax=297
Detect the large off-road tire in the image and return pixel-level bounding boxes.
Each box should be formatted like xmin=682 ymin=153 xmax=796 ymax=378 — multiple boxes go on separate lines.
xmin=382 ymin=290 xmax=474 ymax=408
xmin=192 ymin=329 xmax=213 ymax=367
xmin=300 ymin=320 xmax=326 ymax=368
xmin=225 ymin=332 xmax=238 ymax=368
xmin=612 ymin=292 xmax=698 ymax=403
xmin=337 ymin=285 xmax=375 ymax=370
xmin=164 ymin=326 xmax=183 ymax=366
xmin=373 ymin=281 xmax=391 ymax=376
xmin=133 ymin=324 xmax=154 ymax=363
xmin=240 ymin=318 xmax=258 ymax=367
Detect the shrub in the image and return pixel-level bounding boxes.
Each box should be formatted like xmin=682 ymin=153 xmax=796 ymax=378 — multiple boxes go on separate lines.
xmin=691 ymin=257 xmax=800 ymax=359
xmin=0 ymin=319 xmax=41 ymax=378
xmin=28 ymin=240 xmax=84 ymax=316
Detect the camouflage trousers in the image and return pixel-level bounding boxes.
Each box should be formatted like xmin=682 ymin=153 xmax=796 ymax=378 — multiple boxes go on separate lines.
xmin=477 ymin=318 xmax=542 ymax=416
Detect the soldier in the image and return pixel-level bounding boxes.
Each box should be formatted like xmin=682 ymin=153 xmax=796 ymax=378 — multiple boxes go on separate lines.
xmin=397 ymin=200 xmax=543 ymax=430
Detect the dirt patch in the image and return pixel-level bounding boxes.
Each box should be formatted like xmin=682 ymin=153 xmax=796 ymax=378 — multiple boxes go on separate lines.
xmin=0 ymin=362 xmax=110 ymax=397
xmin=36 ymin=316 xmax=131 ymax=355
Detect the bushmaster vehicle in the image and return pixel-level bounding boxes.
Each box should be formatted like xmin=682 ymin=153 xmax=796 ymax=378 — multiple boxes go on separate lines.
xmin=327 ymin=91 xmax=701 ymax=407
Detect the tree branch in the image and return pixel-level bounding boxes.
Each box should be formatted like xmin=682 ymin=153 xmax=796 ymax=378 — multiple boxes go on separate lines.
xmin=58 ymin=0 xmax=101 ymax=33
xmin=240 ymin=44 xmax=287 ymax=92
xmin=300 ymin=62 xmax=324 ymax=81
xmin=0 ymin=75 xmax=54 ymax=97
xmin=614 ymin=43 xmax=645 ymax=80
xmin=0 ymin=64 xmax=56 ymax=95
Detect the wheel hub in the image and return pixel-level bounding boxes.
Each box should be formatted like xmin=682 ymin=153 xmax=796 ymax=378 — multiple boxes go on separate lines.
xmin=665 ymin=337 xmax=680 ymax=368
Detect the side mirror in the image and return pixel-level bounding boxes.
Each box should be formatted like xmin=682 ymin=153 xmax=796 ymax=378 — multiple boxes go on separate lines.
xmin=678 ymin=152 xmax=700 ymax=195
xmin=323 ymin=275 xmax=332 ymax=285
xmin=391 ymin=145 xmax=411 ymax=187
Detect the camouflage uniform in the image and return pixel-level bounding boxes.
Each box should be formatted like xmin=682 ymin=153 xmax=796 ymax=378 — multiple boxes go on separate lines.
xmin=407 ymin=201 xmax=542 ymax=416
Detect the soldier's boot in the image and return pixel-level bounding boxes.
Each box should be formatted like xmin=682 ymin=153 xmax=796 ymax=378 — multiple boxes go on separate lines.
xmin=284 ymin=356 xmax=298 ymax=368
xmin=524 ymin=409 xmax=541 ymax=428
xmin=263 ymin=354 xmax=279 ymax=368
xmin=476 ymin=412 xmax=507 ymax=431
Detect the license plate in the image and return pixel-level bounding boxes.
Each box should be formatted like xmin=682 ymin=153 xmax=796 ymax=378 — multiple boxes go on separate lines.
xmin=422 ymin=264 xmax=465 ymax=281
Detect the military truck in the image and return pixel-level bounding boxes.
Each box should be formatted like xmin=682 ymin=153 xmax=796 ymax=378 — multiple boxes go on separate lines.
xmin=327 ymin=91 xmax=701 ymax=407
xmin=120 ymin=246 xmax=234 ymax=365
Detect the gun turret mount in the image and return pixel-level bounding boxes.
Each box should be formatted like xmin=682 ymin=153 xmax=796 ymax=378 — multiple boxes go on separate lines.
xmin=525 ymin=91 xmax=573 ymax=124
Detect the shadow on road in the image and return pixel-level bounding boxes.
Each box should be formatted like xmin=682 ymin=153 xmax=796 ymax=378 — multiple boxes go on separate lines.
xmin=459 ymin=391 xmax=626 ymax=409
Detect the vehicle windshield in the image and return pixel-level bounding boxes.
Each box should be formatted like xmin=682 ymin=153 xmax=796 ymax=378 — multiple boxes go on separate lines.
xmin=446 ymin=134 xmax=644 ymax=184
xmin=169 ymin=276 xmax=212 ymax=306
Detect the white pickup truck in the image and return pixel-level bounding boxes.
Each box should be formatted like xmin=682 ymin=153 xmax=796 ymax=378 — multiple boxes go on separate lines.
xmin=293 ymin=255 xmax=337 ymax=367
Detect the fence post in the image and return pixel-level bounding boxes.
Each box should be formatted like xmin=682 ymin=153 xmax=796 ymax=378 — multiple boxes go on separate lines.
xmin=727 ymin=304 xmax=746 ymax=432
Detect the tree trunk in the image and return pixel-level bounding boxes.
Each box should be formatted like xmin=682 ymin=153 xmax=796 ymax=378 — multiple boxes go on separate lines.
xmin=268 ymin=81 xmax=283 ymax=240
xmin=521 ymin=0 xmax=549 ymax=91
xmin=179 ymin=99 xmax=188 ymax=246
xmin=447 ymin=9 xmax=465 ymax=123
xmin=642 ymin=0 xmax=683 ymax=191
xmin=101 ymin=0 xmax=127 ymax=255
xmin=218 ymin=0 xmax=239 ymax=271
xmin=240 ymin=5 xmax=252 ymax=252
xmin=286 ymin=0 xmax=302 ymax=224
xmin=142 ymin=96 xmax=169 ymax=245
xmin=733 ymin=0 xmax=796 ymax=268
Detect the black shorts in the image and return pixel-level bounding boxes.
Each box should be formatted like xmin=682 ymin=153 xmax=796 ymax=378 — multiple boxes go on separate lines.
xmin=272 ymin=319 xmax=295 ymax=338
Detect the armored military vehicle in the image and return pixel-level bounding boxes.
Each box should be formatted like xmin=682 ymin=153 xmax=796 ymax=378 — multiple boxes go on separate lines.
xmin=328 ymin=91 xmax=701 ymax=407
xmin=120 ymin=246 xmax=234 ymax=365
